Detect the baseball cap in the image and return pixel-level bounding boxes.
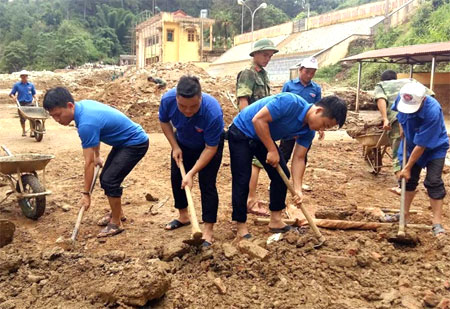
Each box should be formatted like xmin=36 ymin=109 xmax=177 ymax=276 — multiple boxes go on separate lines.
xmin=299 ymin=57 xmax=318 ymax=69
xmin=19 ymin=70 xmax=30 ymax=76
xmin=397 ymin=82 xmax=427 ymax=114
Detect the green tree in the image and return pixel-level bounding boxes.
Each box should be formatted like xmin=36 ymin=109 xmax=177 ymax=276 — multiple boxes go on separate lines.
xmin=1 ymin=41 xmax=29 ymax=73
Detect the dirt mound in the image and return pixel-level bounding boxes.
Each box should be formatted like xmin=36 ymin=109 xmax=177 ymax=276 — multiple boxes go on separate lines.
xmin=72 ymin=62 xmax=238 ymax=133
xmin=323 ymin=86 xmax=375 ymax=111
xmin=344 ymin=111 xmax=383 ymax=138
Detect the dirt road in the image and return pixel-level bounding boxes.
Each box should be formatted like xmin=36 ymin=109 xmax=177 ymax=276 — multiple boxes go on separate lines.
xmin=1 ymin=102 xmax=450 ymax=308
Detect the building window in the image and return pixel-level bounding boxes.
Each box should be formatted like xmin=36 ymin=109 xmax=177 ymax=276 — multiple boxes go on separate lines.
xmin=167 ymin=29 xmax=174 ymax=42
xmin=188 ymin=30 xmax=195 ymax=42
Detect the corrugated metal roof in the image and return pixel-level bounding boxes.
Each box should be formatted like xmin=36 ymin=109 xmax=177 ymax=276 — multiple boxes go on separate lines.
xmin=341 ymin=41 xmax=450 ymax=64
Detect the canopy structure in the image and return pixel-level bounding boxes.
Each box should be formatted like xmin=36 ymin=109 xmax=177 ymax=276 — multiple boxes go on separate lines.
xmin=340 ymin=41 xmax=450 ymax=111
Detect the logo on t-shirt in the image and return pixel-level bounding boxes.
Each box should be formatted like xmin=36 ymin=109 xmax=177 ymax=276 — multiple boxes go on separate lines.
xmin=310 ymin=93 xmax=316 ymax=98
xmin=194 ymin=126 xmax=204 ymax=133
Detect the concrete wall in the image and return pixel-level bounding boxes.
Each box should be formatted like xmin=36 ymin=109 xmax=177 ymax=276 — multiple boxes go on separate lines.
xmin=398 ymin=72 xmax=450 ymax=115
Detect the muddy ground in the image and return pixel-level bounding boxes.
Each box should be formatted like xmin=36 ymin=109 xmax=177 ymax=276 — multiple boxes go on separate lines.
xmin=1 ymin=72 xmax=450 ymax=308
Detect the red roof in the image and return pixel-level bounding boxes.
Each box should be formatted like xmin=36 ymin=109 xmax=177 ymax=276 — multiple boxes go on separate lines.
xmin=341 ymin=41 xmax=450 ymax=64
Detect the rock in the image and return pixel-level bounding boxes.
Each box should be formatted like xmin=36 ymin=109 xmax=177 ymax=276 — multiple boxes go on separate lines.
xmin=147 ymin=259 xmax=170 ymax=273
xmin=89 ymin=268 xmax=170 ymax=306
xmin=0 ymin=252 xmax=22 ymax=274
xmin=213 ymin=278 xmax=227 ymax=294
xmin=399 ymin=278 xmax=411 ymax=288
xmin=437 ymin=298 xmax=449 ymax=309
xmin=106 ymin=250 xmax=126 ymax=262
xmin=222 ymin=243 xmax=238 ymax=259
xmin=0 ymin=300 xmax=16 ymax=309
xmin=356 ymin=254 xmax=370 ymax=267
xmin=41 ymin=247 xmax=64 ymax=260
xmin=161 ymin=239 xmax=189 ymax=261
xmin=27 ymin=274 xmax=46 ymax=283
xmin=61 ymin=204 xmax=71 ymax=212
xmin=145 ymin=193 xmax=158 ymax=202
xmin=424 ymin=263 xmax=433 ymax=270
xmin=345 ymin=242 xmax=359 ymax=256
xmin=423 ymin=290 xmax=441 ymax=308
xmin=402 ymin=295 xmax=422 ymax=309
xmin=318 ymin=255 xmax=355 ymax=268
xmin=0 ymin=220 xmax=15 ymax=248
xmin=444 ymin=281 xmax=450 ymax=290
xmin=238 ymin=240 xmax=269 ymax=260
xmin=97 ymin=238 xmax=107 ymax=244
xmin=370 ymin=251 xmax=382 ymax=262
xmin=284 ymin=231 xmax=298 ymax=245
xmin=55 ymin=236 xmax=75 ymax=251
xmin=381 ymin=288 xmax=400 ymax=304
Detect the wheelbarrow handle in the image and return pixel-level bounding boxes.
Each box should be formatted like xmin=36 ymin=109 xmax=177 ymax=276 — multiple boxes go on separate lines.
xmin=0 ymin=145 xmax=12 ymax=156
xmin=275 ymin=165 xmax=325 ymax=245
xmin=375 ymin=130 xmax=387 ymax=149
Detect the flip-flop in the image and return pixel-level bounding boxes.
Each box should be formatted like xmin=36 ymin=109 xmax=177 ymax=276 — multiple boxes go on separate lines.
xmin=269 ymin=225 xmax=296 ymax=234
xmin=432 ymin=224 xmax=446 ymax=237
xmin=97 ymin=213 xmax=127 ymax=226
xmin=97 ymin=223 xmax=124 ymax=238
xmin=165 ymin=219 xmax=190 ymax=230
xmin=202 ymin=240 xmax=212 ymax=247
xmin=242 ymin=233 xmax=252 ymax=239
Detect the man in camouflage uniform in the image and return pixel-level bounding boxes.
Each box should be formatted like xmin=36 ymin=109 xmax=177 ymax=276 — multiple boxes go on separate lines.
xmin=374 ymin=70 xmax=434 ymax=195
xmin=148 ymin=76 xmax=167 ymax=89
xmin=236 ymin=38 xmax=278 ymax=216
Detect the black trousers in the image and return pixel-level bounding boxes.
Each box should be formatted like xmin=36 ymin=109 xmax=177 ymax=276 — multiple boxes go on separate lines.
xmin=228 ymin=124 xmax=290 ymax=223
xmin=171 ymin=136 xmax=224 ymax=223
xmin=100 ymin=140 xmax=149 ymax=197
xmin=400 ymin=158 xmax=446 ymax=199
xmin=279 ymin=138 xmax=310 ymax=164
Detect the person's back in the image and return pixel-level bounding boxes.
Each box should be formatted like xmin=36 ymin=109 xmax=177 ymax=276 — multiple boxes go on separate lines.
xmin=75 ymin=100 xmax=148 ymax=148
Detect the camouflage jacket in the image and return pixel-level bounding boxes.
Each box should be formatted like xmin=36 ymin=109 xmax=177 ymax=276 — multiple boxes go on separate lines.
xmin=236 ymin=63 xmax=270 ymax=106
xmin=373 ymin=78 xmax=434 ymax=123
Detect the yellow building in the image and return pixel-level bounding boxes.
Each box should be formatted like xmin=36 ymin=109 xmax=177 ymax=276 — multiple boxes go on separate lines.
xmin=135 ymin=10 xmax=214 ymax=68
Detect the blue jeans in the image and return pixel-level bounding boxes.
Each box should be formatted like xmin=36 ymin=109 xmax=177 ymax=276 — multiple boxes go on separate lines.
xmin=228 ymin=124 xmax=290 ymax=223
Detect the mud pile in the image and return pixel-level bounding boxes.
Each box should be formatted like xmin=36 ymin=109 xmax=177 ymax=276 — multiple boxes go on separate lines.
xmin=345 ymin=111 xmax=383 ymax=138
xmin=323 ymin=86 xmax=376 ymax=111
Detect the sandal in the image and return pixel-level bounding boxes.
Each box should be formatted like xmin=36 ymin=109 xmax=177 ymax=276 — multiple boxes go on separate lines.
xmin=165 ymin=219 xmax=190 ymax=230
xmin=97 ymin=223 xmax=124 ymax=238
xmin=432 ymin=224 xmax=446 ymax=237
xmin=247 ymin=200 xmax=270 ymax=217
xmin=202 ymin=240 xmax=213 ymax=247
xmin=269 ymin=225 xmax=297 ymax=234
xmin=97 ymin=213 xmax=127 ymax=226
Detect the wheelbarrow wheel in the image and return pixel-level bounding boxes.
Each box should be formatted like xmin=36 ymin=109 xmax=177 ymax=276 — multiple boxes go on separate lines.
xmin=366 ymin=148 xmax=383 ymax=175
xmin=34 ymin=120 xmax=43 ymax=142
xmin=16 ymin=174 xmax=46 ymax=220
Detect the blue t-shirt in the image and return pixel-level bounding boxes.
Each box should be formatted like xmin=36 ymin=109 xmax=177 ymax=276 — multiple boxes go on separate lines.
xmin=159 ymin=88 xmax=224 ymax=149
xmin=10 ymin=82 xmax=36 ymax=103
xmin=74 ymin=100 xmax=148 ymax=149
xmin=392 ymin=95 xmax=449 ymax=168
xmin=233 ymin=92 xmax=316 ymax=148
xmin=281 ymin=78 xmax=321 ymax=104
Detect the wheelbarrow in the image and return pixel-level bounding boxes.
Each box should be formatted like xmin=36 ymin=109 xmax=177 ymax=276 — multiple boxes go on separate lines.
xmin=354 ymin=131 xmax=391 ymax=175
xmin=0 ymin=145 xmax=54 ymax=219
xmin=16 ymin=100 xmax=49 ymax=142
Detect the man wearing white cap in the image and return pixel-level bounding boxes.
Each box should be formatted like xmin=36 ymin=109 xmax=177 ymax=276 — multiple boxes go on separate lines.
xmin=280 ymin=57 xmax=322 ymax=192
xmin=9 ymin=70 xmax=37 ymax=137
xmin=392 ymin=81 xmax=449 ymax=237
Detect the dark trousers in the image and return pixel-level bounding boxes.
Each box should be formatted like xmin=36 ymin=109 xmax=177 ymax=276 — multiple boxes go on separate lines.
xmin=171 ymin=136 xmax=224 ymax=223
xmin=279 ymin=138 xmax=310 ymax=164
xmin=228 ymin=124 xmax=290 ymax=223
xmin=400 ymin=158 xmax=446 ymax=199
xmin=100 ymin=140 xmax=149 ymax=197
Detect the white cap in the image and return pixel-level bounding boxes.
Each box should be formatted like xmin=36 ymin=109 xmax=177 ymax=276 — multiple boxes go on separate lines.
xmin=397 ymin=82 xmax=427 ymax=114
xmin=19 ymin=70 xmax=30 ymax=76
xmin=299 ymin=57 xmax=318 ymax=69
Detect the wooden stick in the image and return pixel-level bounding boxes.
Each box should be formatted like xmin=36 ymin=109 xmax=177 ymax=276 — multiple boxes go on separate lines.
xmin=71 ymin=165 xmax=101 ymax=241
xmin=179 ymin=163 xmax=202 ymax=240
xmin=276 ymin=165 xmax=325 ymax=244
xmin=254 ymin=217 xmax=431 ymax=231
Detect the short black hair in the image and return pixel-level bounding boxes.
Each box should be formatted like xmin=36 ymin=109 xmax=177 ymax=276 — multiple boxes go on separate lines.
xmin=176 ymin=76 xmax=201 ymax=98
xmin=381 ymin=70 xmax=397 ymax=81
xmin=43 ymin=87 xmax=74 ymax=111
xmin=316 ymin=96 xmax=347 ymax=128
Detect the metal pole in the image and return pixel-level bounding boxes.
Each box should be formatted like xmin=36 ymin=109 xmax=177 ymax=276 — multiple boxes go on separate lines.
xmin=241 ymin=5 xmax=244 ymax=34
xmin=409 ymin=64 xmax=414 ymax=78
xmin=430 ymin=56 xmax=436 ymax=91
xmin=306 ymin=3 xmax=310 ymax=31
xmin=251 ymin=10 xmax=255 ymax=50
xmin=355 ymin=61 xmax=362 ymax=113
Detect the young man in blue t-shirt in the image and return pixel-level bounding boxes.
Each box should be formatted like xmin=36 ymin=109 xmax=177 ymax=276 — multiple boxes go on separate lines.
xmin=392 ymin=81 xmax=449 ymax=237
xmin=9 ymin=70 xmax=37 ymax=137
xmin=43 ymin=87 xmax=149 ymax=237
xmin=228 ymin=92 xmax=347 ymax=238
xmin=159 ymin=76 xmax=224 ymax=246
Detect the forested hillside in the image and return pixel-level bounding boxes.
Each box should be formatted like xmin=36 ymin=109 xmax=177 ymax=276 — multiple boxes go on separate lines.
xmin=0 ymin=0 xmax=379 ymax=72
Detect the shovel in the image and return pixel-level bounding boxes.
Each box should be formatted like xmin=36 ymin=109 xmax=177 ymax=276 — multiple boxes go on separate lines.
xmin=179 ymin=162 xmax=204 ymax=246
xmin=71 ymin=165 xmax=101 ymax=241
xmin=276 ymin=165 xmax=326 ymax=248
xmin=388 ymin=138 xmax=418 ymax=246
